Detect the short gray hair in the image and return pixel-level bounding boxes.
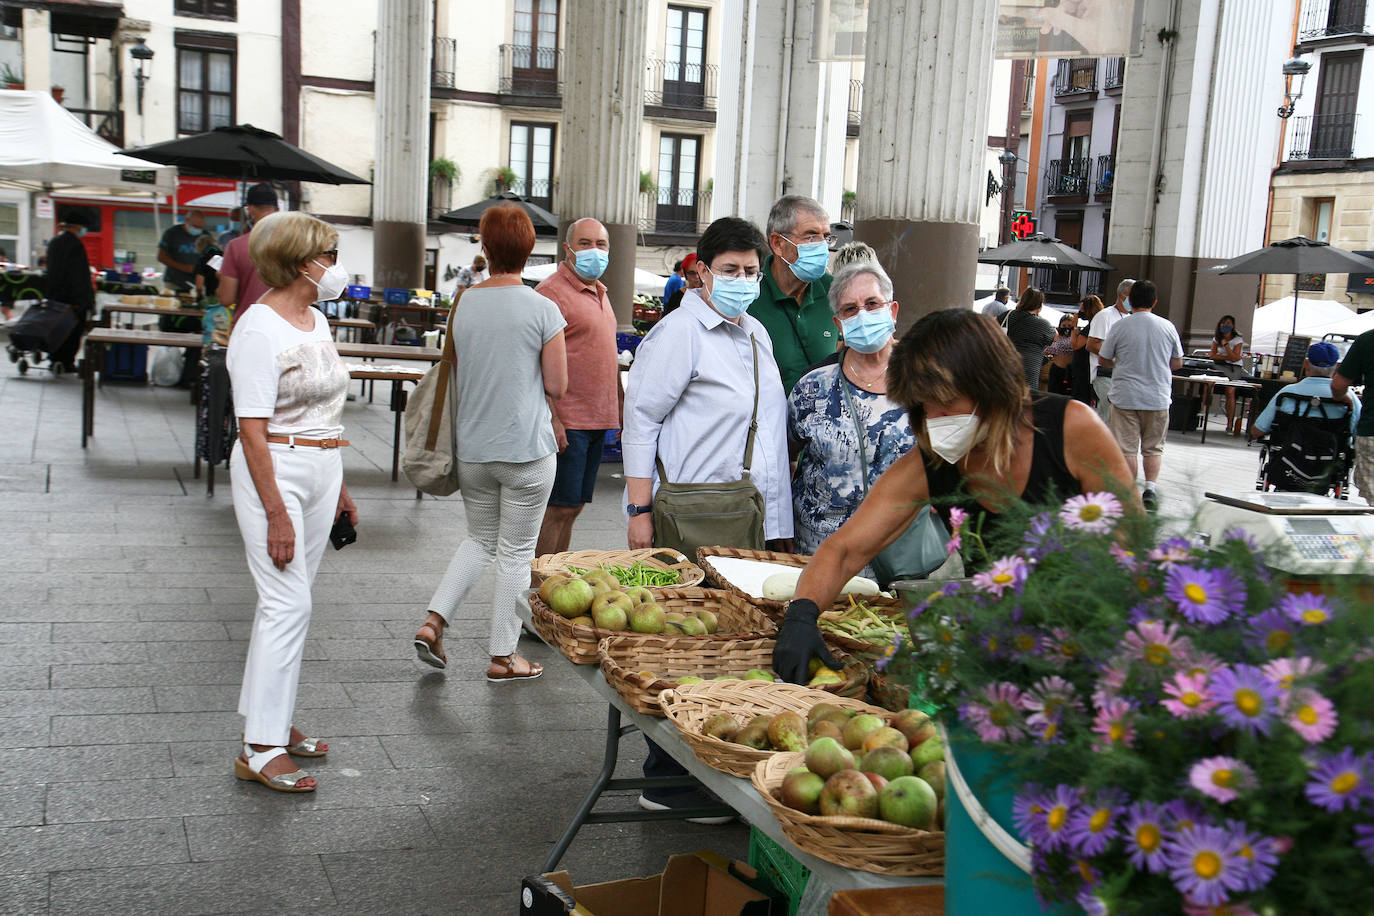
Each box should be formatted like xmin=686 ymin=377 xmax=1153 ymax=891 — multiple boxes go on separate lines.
xmin=832 ymin=241 xmax=877 ymax=271
xmin=1116 ymin=278 xmax=1135 ymax=298
xmin=828 ymin=260 xmax=893 ymax=314
xmin=565 ymin=217 xmax=607 ymax=247
xmin=766 ymin=195 xmax=829 ymax=238
xmin=1306 ymin=363 xmax=1335 ymax=378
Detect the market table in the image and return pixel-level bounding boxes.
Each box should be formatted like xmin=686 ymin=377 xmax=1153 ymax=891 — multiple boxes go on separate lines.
xmin=514 ymin=601 xmax=938 ymax=916
xmin=97 ymin=303 xmax=204 ymax=328
xmin=1171 ymin=375 xmax=1260 ymax=443
xmin=80 ymin=328 xmax=204 ymax=446
xmin=330 ymin=317 xmax=375 ymax=343
xmin=344 ymin=365 xmax=427 ymax=484
xmin=336 ymin=342 xmax=441 ymax=405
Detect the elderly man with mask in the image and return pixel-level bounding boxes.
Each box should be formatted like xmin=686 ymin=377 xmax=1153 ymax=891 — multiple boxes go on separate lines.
xmin=749 ymin=195 xmax=837 ymax=394
xmin=157 ymin=209 xmax=207 ymax=292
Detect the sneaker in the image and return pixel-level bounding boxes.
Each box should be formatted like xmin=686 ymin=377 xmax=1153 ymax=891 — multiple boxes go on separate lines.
xmin=637 ymin=790 xmax=736 ymax=825
xmin=1141 ymin=489 xmax=1158 ymax=513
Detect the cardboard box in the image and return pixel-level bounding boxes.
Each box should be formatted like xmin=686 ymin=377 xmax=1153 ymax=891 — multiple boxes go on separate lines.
xmin=520 ymin=852 xmax=779 ymax=916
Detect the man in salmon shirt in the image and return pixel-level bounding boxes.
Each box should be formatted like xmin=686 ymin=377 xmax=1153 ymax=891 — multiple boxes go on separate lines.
xmin=534 ymin=217 xmax=620 ymax=556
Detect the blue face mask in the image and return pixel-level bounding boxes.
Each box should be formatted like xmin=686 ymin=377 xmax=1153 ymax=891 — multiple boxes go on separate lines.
xmin=782 ymin=236 xmax=830 ymax=282
xmin=186 ymin=225 xmax=203 ymax=237
xmin=840 ymin=307 xmax=895 ymax=353
xmin=707 ymin=272 xmax=761 ymax=318
xmin=572 ymin=247 xmax=608 ymax=280
xmin=1219 ymin=323 xmax=1233 ymax=335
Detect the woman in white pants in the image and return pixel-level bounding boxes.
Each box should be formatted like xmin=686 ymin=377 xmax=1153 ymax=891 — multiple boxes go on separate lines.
xmin=413 ymin=205 xmax=567 ymax=680
xmin=227 ymin=211 xmax=357 ymax=792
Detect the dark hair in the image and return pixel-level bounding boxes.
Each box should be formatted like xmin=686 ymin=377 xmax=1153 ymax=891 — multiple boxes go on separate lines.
xmin=994 ymin=287 xmax=1011 ymax=302
xmin=478 ymin=205 xmax=535 ymax=274
xmin=888 ymin=308 xmax=1028 ymax=474
xmin=1016 ymin=287 xmax=1045 ymax=313
xmin=696 ymin=217 xmax=767 ymax=269
xmin=1128 ymin=280 xmax=1158 ymax=311
xmin=1079 ymin=295 xmax=1104 ymax=320
xmin=673 ymin=259 xmax=683 ymax=272
xmin=1214 ymin=314 xmax=1237 ymax=342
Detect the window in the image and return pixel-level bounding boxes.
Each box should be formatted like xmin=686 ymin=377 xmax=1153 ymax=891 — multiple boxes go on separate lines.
xmin=0 ymin=201 xmax=19 ymax=262
xmin=655 ymin=133 xmax=700 ymax=233
xmin=113 ymin=210 xmax=160 ymax=270
xmin=176 ymin=32 xmax=235 ymax=135
xmin=1047 ymin=212 xmax=1083 ymax=295
xmin=509 ymin=122 xmax=555 ymax=212
xmin=1063 ymin=112 xmax=1092 ymax=162
xmin=1300 ymin=198 xmax=1336 ymax=291
xmin=512 ymin=0 xmax=558 ymax=84
xmin=174 ymin=0 xmax=236 ymax=20
xmin=663 ymin=5 xmax=707 ymax=107
xmin=1311 ymin=51 xmax=1361 ymax=159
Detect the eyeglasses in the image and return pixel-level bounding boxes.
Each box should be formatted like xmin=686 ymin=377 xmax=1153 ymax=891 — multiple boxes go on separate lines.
xmin=317 ymin=249 xmax=339 ymax=263
xmin=785 ymin=232 xmax=839 ymax=248
xmin=711 ymin=266 xmax=761 ymax=280
xmin=836 ymin=298 xmax=891 ymax=321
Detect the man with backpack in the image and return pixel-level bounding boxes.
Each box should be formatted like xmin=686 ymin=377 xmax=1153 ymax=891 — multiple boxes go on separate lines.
xmin=1253 ymin=342 xmax=1360 ymax=439
xmin=1255 ymin=342 xmax=1360 ymax=494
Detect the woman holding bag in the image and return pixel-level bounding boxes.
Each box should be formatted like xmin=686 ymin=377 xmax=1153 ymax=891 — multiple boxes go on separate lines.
xmin=411 ymin=206 xmax=567 ymax=680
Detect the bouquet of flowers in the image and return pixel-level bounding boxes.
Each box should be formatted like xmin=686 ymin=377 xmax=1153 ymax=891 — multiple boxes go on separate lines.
xmin=889 ymin=492 xmax=1374 ymax=914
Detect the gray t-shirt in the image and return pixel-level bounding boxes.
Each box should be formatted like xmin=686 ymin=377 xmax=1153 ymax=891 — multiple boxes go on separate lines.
xmin=1099 ymin=311 xmax=1183 ymax=411
xmin=453 ymin=285 xmax=566 ymax=463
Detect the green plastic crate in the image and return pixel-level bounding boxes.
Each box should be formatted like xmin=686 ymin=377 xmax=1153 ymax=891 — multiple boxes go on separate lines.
xmin=748 ymin=827 xmax=810 ymax=916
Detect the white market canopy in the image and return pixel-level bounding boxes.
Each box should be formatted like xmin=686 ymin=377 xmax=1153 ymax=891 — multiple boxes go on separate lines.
xmin=1249 ymin=297 xmax=1355 ymax=353
xmin=1310 ymin=307 xmax=1374 ymax=340
xmin=522 ymin=261 xmax=669 ymax=298
xmin=0 ymin=90 xmax=176 ymax=194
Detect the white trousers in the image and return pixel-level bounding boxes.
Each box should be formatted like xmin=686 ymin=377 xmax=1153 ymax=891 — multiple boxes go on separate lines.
xmin=1093 ymin=375 xmax=1114 ymax=424
xmin=230 ymin=441 xmax=342 ymax=746
xmin=427 ymin=455 xmax=556 ymax=657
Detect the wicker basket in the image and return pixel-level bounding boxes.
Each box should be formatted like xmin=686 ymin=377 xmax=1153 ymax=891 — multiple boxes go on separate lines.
xmin=660 ymin=679 xmax=891 ymax=777
xmin=597 ymin=635 xmax=868 ymax=716
xmin=695 ymin=547 xmax=899 ymax=618
xmin=528 ymin=587 xmax=775 ymax=665
xmin=751 ymin=752 xmax=945 ymax=877
xmin=530 ymin=548 xmax=704 ymax=587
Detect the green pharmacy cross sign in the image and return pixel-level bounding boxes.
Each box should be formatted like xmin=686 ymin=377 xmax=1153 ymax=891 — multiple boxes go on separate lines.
xmin=1011 ymin=210 xmax=1037 ymax=240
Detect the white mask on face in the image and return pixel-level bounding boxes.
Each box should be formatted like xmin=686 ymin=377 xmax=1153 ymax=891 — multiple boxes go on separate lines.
xmin=305 ymin=259 xmax=349 ymax=301
xmin=925 ymin=412 xmax=983 ymax=464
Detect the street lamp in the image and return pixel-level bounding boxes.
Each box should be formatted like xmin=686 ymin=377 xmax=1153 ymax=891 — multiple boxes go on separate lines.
xmin=1278 ymin=57 xmax=1311 ymax=120
xmin=130 ymin=38 xmax=154 ymax=117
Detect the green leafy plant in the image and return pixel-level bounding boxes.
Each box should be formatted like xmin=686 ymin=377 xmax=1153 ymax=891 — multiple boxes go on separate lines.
xmin=842 ymin=189 xmax=858 ymax=209
xmin=429 ymin=157 xmax=459 ymax=185
xmin=0 ymin=62 xmax=23 ymax=87
xmin=639 ymin=170 xmax=657 ymax=194
xmin=491 ymin=165 xmax=518 ymax=194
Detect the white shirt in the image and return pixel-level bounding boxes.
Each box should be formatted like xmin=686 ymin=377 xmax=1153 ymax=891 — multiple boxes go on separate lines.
xmin=1087 ymin=303 xmax=1128 ymax=381
xmin=622 ymin=290 xmax=793 ymax=539
xmin=1099 ymin=310 xmax=1185 ymax=411
xmin=227 ymin=305 xmax=349 ymax=438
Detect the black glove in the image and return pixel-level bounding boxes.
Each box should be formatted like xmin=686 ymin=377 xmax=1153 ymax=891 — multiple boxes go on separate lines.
xmin=773 ymin=598 xmax=841 ymax=685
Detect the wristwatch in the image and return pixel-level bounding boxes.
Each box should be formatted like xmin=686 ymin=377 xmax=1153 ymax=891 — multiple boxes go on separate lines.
xmin=626 ymin=503 xmax=653 ymax=516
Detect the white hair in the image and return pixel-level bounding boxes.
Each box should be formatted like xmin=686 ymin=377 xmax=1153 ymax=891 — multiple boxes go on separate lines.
xmin=1116 ymin=278 xmax=1135 ymax=298
xmin=828 ymin=261 xmax=894 ymax=314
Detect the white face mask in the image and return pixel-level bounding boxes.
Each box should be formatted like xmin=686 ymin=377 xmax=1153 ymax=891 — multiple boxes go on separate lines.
xmin=305 ymin=259 xmax=348 ymax=301
xmin=925 ymin=412 xmax=983 ymax=464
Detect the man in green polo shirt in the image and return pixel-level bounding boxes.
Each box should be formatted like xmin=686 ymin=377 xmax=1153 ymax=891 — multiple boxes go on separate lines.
xmin=749 ymin=195 xmax=838 ymax=393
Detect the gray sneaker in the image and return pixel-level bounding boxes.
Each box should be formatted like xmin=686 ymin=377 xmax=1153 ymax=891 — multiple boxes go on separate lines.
xmin=1141 ymin=489 xmax=1158 ymax=512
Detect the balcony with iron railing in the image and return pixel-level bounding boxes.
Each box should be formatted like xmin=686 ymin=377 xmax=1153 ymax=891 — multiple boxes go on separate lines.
xmin=66 ymin=107 xmax=123 ymax=147
xmin=638 ymin=188 xmax=712 ymax=236
xmin=1032 ymin=266 xmax=1098 ymax=302
xmin=1095 ymin=154 xmax=1115 ymax=197
xmin=505 ymin=177 xmax=555 ymax=214
xmin=643 ymin=58 xmax=717 ymax=112
xmin=1054 ymin=59 xmax=1097 ymax=95
xmin=433 ymin=37 xmax=456 ymax=88
xmin=1298 ymin=0 xmax=1370 ymax=42
xmin=1288 ymin=112 xmax=1359 ymax=160
xmin=1045 ymin=157 xmax=1092 ymax=198
xmin=498 ymin=44 xmax=562 ymax=102
xmin=1104 ymin=57 xmax=1126 ymax=91
xmin=847 ymin=79 xmax=862 ymax=135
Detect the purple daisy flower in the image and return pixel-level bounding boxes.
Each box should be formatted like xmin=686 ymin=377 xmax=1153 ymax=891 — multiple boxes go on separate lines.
xmin=1120 ymin=620 xmax=1190 ymax=671
xmin=1223 ymin=819 xmax=1278 ymax=894
xmin=1260 ymin=656 xmax=1323 ymax=691
xmin=1021 ymin=675 xmax=1081 ymax=721
xmin=1039 ymin=784 xmax=1080 ymax=853
xmin=960 ymin=681 xmax=1027 ymax=743
xmin=1188 ymin=756 xmax=1256 ymax=804
xmin=1166 ymin=823 xmax=1249 ymax=907
xmin=1305 ymin=747 xmax=1372 ymax=813
xmin=1012 ymin=786 xmax=1048 ymax=845
xmin=1076 ymin=889 xmax=1111 ymax=916
xmin=972 ymin=555 xmax=1030 ymax=597
xmin=1243 ymin=608 xmax=1298 ymax=656
xmin=1222 ymin=527 xmax=1261 ymax=551
xmin=1006 ymin=626 xmax=1041 ymax=658
xmin=948 ymin=506 xmax=968 ymax=532
xmin=1041 ymin=627 xmax=1085 ymax=668
xmin=1163 ymin=799 xmax=1207 ymax=833
xmin=1060 ymin=491 xmax=1124 ymax=533
xmin=1165 ymin=565 xmax=1246 ymax=625
xmin=1176 ymin=646 xmax=1225 ymax=680
xmin=1124 ymin=800 xmax=1170 ymax=874
xmin=1150 ymin=537 xmax=1195 ymax=566
xmin=1092 ymin=697 xmax=1135 ymax=750
xmin=1355 ymin=824 xmax=1374 ymax=867
xmin=1208 ymin=665 xmax=1281 ymax=737
xmin=1065 ymin=791 xmax=1126 ymax=856
xmin=1110 ymin=543 xmax=1142 ymax=571
xmin=1162 ymin=672 xmax=1218 ymax=719
xmin=1278 ymin=592 xmax=1336 ymax=627
xmin=1287 ymin=688 xmax=1338 ymax=744
xmin=1026 ymin=713 xmax=1066 ymax=744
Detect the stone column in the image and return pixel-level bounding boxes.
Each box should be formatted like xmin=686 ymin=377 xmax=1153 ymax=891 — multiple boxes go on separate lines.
xmin=559 ymin=0 xmax=647 ymax=327
xmin=372 ymin=0 xmax=431 ymax=290
xmin=21 ymin=9 xmax=52 ymax=97
xmin=854 ymin=0 xmax=999 ymax=329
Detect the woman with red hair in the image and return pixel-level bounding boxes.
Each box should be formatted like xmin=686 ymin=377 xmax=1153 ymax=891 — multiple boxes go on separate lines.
xmin=413 ymin=205 xmax=568 ymax=681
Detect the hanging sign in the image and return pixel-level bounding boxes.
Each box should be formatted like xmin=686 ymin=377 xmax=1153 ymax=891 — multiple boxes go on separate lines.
xmin=996 ymin=0 xmax=1146 ymax=59
xmin=1011 ymin=210 xmax=1037 ymax=240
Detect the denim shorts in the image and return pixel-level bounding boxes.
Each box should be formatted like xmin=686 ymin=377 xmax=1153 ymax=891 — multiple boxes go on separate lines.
xmin=548 ymin=428 xmax=608 ymax=507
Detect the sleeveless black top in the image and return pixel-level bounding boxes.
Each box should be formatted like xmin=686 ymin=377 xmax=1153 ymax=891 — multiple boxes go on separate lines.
xmin=923 ymin=392 xmax=1080 ymax=552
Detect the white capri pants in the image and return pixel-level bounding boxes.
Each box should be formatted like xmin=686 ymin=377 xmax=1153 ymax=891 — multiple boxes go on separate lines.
xmin=231 ymin=441 xmax=342 ymax=746
xmin=427 ymin=454 xmax=556 ymax=657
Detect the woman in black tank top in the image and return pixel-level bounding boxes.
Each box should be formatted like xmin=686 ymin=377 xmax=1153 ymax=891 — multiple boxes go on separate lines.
xmin=771 ymin=308 xmax=1139 ymax=684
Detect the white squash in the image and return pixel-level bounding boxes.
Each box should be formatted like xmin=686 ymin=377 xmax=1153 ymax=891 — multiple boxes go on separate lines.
xmin=760 ymin=570 xmax=880 ymax=601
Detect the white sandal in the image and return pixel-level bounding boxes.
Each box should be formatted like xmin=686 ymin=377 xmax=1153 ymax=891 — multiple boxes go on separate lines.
xmin=234 ymin=744 xmax=317 ymax=793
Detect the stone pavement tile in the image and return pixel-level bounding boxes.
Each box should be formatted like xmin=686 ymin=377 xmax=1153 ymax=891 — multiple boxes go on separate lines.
xmin=0 ymin=687 xmax=156 ymax=716
xmin=50 ymin=661 xmax=245 ymax=689
xmin=0 ymin=624 xmax=50 ymax=644
xmin=340 ymin=675 xmax=592 ymax=709
xmin=155 ymin=681 xmax=351 ymax=714
xmin=0 ymin=743 xmax=173 ymax=783
xmin=312 ymin=638 xmax=417 ymax=661
xmin=319 ymin=845 xmax=527 ymax=911
xmin=0 ymin=785 xmax=45 ymax=827
xmin=0 ymin=604 xmax=138 ymax=624
xmin=171 ymin=736 xmax=394 ymax=778
xmin=137 ymin=640 xmax=255 ymax=664
xmin=184 ymin=806 xmax=440 ymax=861
xmin=297 ymin=659 xmax=442 ymax=684
xmin=46 ymin=855 xmax=336 ymax=915
xmin=0 ymin=818 xmax=189 ymax=875
xmin=377 ymin=730 xmax=603 ymax=773
xmin=48 ymin=586 xmax=208 ymax=607
xmin=0 ymin=717 xmax=50 ymax=748
xmin=50 ymin=622 xmax=231 ymax=643
xmin=0 ymin=643 xmax=151 ymax=666
xmin=0 ymin=667 xmax=48 ymax=690
xmin=50 ymin=710 xmax=244 ymax=746
xmin=0 ymin=874 xmax=47 ymax=915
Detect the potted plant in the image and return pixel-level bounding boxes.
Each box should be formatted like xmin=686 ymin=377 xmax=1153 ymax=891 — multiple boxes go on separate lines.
xmin=429 ymin=157 xmax=459 ymax=186
xmin=887 ymin=494 xmax=1374 ymax=914
xmin=639 ymin=170 xmax=657 ymax=195
xmin=490 ymin=165 xmax=518 ymax=195
xmin=1 ymin=63 xmax=23 ymax=90
xmin=50 ymin=85 xmax=64 ymax=104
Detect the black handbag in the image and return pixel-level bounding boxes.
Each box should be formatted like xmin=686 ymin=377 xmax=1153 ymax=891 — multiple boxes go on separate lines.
xmin=10 ymin=300 xmax=77 ymax=352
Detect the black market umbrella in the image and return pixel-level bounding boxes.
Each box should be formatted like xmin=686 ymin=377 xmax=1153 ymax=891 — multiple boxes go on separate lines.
xmin=978 ymin=233 xmax=1114 ymax=271
xmin=122 ymin=124 xmax=369 ymax=185
xmin=1214 ymin=236 xmax=1374 ymax=336
xmin=438 ymin=191 xmax=559 ymax=233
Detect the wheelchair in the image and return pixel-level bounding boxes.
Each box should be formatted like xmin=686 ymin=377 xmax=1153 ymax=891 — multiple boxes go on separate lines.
xmin=1255 ymin=393 xmax=1355 ymax=499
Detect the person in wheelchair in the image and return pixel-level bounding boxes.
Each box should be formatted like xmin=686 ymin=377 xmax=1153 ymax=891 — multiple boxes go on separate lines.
xmin=1252 ymin=342 xmax=1359 ymax=495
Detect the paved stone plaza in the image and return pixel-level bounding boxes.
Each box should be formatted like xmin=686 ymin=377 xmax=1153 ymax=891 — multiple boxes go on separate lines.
xmin=0 ymin=347 xmax=1326 ymax=914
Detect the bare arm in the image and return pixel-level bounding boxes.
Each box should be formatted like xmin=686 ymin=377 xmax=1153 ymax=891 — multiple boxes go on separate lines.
xmin=1060 ymin=400 xmax=1141 ymax=508
xmin=1087 ymin=336 xmax=1105 ymax=355
xmin=1170 ymin=356 xmax=1183 ymax=372
xmin=540 ymin=331 xmax=567 ymax=400
xmin=218 ymin=274 xmax=239 ymax=309
xmin=1331 ymin=372 xmax=1353 ymax=401
xmin=627 ymin=475 xmax=654 ymax=548
xmin=236 ymin=418 xmax=295 ymax=570
xmin=157 ymin=248 xmax=195 ymax=274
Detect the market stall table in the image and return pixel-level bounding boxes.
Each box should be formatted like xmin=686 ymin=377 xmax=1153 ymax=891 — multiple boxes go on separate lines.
xmin=97 ymin=303 xmax=204 ymax=328
xmin=344 ymin=365 xmax=427 ymax=484
xmin=330 ymin=316 xmax=375 ymax=342
xmin=514 ymin=601 xmax=938 ymax=916
xmin=80 ymin=328 xmax=204 ymax=446
xmin=336 ymin=341 xmax=441 ymax=404
xmin=1171 ymin=375 xmax=1260 ymax=443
